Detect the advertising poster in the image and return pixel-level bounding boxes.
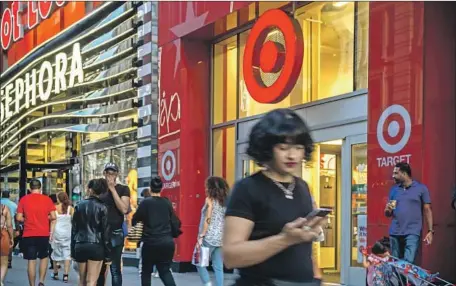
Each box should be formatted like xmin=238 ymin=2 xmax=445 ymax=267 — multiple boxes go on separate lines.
xmin=357 ymin=214 xmax=367 ymax=263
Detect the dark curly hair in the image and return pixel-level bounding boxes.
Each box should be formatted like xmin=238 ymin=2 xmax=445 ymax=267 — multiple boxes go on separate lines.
xmin=247 ymin=108 xmax=314 ymax=165
xmin=205 ymin=176 xmax=229 ymax=205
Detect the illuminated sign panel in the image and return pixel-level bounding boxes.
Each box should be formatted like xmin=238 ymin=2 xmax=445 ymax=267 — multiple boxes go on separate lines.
xmin=1 ymin=1 xmax=67 ymax=50
xmin=0 ymin=43 xmax=83 ymax=123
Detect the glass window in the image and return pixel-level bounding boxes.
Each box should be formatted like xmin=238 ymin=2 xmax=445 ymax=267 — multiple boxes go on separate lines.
xmin=355 ymin=2 xmax=369 ymax=90
xmin=235 ymin=2 xmax=367 ymax=119
xmin=212 ymin=126 xmax=236 ymax=187
xmin=259 ymin=2 xmax=290 ymax=15
xmin=50 ymin=135 xmax=66 ymax=162
xmin=350 ymin=143 xmax=367 ymax=267
xmin=213 ymin=36 xmax=238 ymax=124
xmin=294 ymin=2 xmax=355 ymax=101
xmin=239 ymin=30 xmax=294 ymax=118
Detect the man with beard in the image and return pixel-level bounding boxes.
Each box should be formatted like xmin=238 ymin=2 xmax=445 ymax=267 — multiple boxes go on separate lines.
xmin=384 ymin=162 xmax=434 ymax=264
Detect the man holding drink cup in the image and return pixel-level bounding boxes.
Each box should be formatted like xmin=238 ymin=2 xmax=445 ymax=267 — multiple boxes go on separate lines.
xmin=384 ymin=162 xmax=434 ymax=264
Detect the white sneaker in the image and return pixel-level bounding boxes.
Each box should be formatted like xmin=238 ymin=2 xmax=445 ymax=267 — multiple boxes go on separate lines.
xmin=204 ymin=282 xmax=212 ymax=286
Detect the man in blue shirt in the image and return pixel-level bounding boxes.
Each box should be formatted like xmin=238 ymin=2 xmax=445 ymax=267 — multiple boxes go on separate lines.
xmin=1 ymin=190 xmax=17 ymax=268
xmin=384 ymin=162 xmax=434 ymax=263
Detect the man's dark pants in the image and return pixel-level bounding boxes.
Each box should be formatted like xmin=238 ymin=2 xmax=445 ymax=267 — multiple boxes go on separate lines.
xmin=390 ymin=234 xmax=420 ymax=263
xmin=97 ymin=244 xmax=123 ymax=286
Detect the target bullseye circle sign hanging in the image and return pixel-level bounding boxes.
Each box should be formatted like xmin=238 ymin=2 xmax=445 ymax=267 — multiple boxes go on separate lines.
xmin=243 ymin=9 xmax=304 ymax=104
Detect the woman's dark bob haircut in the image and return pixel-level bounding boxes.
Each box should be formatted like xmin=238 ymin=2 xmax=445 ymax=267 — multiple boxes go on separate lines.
xmin=247 ymin=108 xmax=314 ymax=164
xmin=150 ymin=176 xmax=163 ymax=193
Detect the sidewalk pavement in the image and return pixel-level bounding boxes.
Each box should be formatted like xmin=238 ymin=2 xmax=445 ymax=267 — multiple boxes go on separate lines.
xmin=4 ymin=256 xmax=237 ymax=285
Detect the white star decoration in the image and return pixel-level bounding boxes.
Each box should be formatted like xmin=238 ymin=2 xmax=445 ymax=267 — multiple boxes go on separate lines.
xmin=169 ymin=1 xmax=209 ymax=78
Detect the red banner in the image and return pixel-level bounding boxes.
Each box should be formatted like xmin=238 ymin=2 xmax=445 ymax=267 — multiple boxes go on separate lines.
xmin=367 ymin=2 xmax=424 ymax=246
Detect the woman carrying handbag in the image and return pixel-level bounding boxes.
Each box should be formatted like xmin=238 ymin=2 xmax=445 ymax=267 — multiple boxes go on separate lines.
xmin=132 ymin=176 xmax=181 ymax=286
xmin=193 ymin=177 xmax=229 ymax=286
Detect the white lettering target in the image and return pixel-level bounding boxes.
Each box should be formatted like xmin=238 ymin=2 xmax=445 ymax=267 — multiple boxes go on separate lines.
xmin=161 ymin=150 xmax=176 ymax=181
xmin=376 ymin=104 xmax=411 ymax=154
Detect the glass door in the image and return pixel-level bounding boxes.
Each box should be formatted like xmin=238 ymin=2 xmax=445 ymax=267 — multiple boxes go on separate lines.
xmin=341 ymin=134 xmax=367 ymax=286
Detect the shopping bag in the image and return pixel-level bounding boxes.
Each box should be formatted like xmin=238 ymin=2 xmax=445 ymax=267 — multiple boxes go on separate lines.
xmin=191 ymin=244 xmax=210 ymax=267
xmin=127 ymin=222 xmax=143 ymax=243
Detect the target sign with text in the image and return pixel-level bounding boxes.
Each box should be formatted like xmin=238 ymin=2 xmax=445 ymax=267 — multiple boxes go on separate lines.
xmin=243 ymin=9 xmax=304 ymax=104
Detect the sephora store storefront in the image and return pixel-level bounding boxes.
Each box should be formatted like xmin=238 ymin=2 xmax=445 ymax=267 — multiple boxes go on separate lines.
xmin=0 ymin=1 xmax=158 ymax=252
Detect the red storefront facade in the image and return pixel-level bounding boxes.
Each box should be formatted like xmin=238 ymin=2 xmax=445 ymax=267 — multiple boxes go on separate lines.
xmin=158 ymin=1 xmax=456 ymax=284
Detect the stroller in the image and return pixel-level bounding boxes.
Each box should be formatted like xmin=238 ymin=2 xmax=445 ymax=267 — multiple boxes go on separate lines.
xmin=360 ymin=245 xmax=454 ymax=286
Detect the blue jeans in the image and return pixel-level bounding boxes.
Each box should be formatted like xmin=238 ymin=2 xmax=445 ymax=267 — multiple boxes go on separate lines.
xmin=390 ymin=234 xmax=420 ymax=263
xmin=196 ymin=242 xmax=223 ymax=286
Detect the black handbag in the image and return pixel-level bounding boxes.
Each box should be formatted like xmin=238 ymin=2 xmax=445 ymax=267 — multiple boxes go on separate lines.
xmin=166 ymin=199 xmax=183 ymax=238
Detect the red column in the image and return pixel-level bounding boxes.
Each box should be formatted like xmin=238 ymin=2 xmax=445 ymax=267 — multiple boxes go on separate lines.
xmin=158 ymin=38 xmax=210 ymax=262
xmin=367 ymin=2 xmax=456 ymax=279
xmin=421 ymin=2 xmax=456 ymax=278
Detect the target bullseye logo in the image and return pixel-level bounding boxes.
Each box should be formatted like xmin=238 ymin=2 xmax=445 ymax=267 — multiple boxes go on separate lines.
xmin=376 ymin=104 xmax=411 ymax=154
xmin=243 ymin=9 xmax=304 ymax=104
xmin=161 ymin=150 xmax=176 ymax=181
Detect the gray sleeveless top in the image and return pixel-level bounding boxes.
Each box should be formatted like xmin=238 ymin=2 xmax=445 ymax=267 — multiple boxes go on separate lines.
xmin=198 ymin=199 xmax=226 ymax=247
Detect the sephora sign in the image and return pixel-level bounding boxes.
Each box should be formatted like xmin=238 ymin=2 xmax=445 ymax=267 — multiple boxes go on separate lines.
xmin=1 ymin=1 xmax=67 ymax=51
xmin=0 ymin=43 xmax=84 ymax=123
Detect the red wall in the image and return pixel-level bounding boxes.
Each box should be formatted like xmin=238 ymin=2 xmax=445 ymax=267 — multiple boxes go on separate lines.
xmin=421 ymin=2 xmax=456 ymax=277
xmin=158 ymin=38 xmax=210 ymax=261
xmin=158 ymin=1 xmax=251 ymax=46
xmin=368 ymin=2 xmax=456 ymax=279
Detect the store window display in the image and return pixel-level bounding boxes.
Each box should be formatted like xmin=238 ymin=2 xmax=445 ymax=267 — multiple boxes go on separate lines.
xmin=350 ymin=144 xmax=367 ymax=266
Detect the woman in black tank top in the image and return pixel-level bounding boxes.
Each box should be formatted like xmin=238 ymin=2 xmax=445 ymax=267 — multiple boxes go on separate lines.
xmin=223 ymin=108 xmax=326 ymax=286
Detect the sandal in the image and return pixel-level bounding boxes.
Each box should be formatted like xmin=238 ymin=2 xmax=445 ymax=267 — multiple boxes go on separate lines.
xmin=51 ymin=272 xmax=59 ymax=280
xmin=63 ymin=274 xmax=69 ymax=283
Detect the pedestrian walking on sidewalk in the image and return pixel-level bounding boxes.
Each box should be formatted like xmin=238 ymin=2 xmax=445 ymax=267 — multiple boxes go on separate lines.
xmin=223 ymin=108 xmax=326 ymax=286
xmin=1 ymin=200 xmax=14 ymax=286
xmin=50 ymin=192 xmax=73 ymax=282
xmin=195 ymin=176 xmax=229 ymax=286
xmin=132 ymin=176 xmax=180 ymax=286
xmin=1 ymin=190 xmax=17 ymax=269
xmin=385 ymin=162 xmax=434 ymax=264
xmin=72 ymin=178 xmax=112 ymax=286
xmin=16 ymin=179 xmax=57 ymax=286
xmin=97 ymin=163 xmax=131 ymax=286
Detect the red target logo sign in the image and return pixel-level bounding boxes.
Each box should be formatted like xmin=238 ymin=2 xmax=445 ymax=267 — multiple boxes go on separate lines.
xmin=243 ymin=9 xmax=304 ymax=104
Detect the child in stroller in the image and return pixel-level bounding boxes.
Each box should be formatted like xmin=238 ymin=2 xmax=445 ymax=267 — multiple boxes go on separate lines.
xmin=361 ymin=237 xmax=452 ymax=286
xmin=362 ymin=237 xmax=398 ymax=286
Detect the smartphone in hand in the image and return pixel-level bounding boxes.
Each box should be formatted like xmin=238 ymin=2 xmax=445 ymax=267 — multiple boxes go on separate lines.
xmin=306 ymin=208 xmax=332 ymax=220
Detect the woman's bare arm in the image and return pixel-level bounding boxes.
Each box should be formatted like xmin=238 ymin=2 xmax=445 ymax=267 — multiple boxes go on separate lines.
xmin=223 ymin=216 xmax=292 ymax=269
xmin=5 ymin=208 xmax=14 ymax=245
xmin=199 ymin=198 xmax=213 ymax=237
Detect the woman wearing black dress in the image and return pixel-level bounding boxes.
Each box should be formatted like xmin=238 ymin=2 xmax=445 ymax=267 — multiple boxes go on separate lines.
xmin=223 ymin=108 xmax=326 ymax=286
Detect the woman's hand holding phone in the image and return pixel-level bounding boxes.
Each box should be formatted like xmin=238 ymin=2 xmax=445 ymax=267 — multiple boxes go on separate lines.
xmin=281 ymin=217 xmax=327 ymax=246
